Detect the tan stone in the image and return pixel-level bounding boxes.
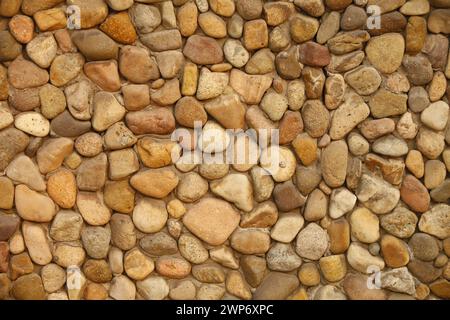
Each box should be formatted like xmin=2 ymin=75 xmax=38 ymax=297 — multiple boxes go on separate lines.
xmin=183 ymin=198 xmax=240 ymax=246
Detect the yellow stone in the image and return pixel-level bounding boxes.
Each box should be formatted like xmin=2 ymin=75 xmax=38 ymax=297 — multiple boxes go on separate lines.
xmin=198 ymin=12 xmax=227 ymax=38
xmin=319 ymin=255 xmax=347 ymax=282
xmin=34 ymin=8 xmax=66 ymax=31
xmin=298 ymin=263 xmax=320 ymax=286
xmin=167 ymin=199 xmax=186 ymax=219
xmin=100 ymin=12 xmax=137 ymax=45
xmin=292 ymin=133 xmax=318 ymax=166
xmin=137 ymin=137 xmax=177 ymax=169
xmin=64 ymin=152 xmax=82 ymax=170
xmin=243 ymin=19 xmax=269 ymax=51
xmin=288 ymin=287 xmax=308 ymax=300
xmin=182 ymin=62 xmax=199 ymax=96
xmin=405 ymin=150 xmax=424 ymax=178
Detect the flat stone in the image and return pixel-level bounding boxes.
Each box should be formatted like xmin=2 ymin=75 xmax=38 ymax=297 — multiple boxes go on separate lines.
xmin=229 ymin=69 xmax=272 ymax=104
xmin=140 ymin=232 xmax=177 ymax=256
xmin=402 ymin=54 xmax=433 ymax=86
xmin=343 ymin=273 xmax=387 ymax=300
xmin=372 ymin=135 xmax=408 ymax=157
xmin=49 ymin=53 xmax=85 ymax=87
xmin=26 ymin=33 xmax=57 ymax=68
xmin=243 ymin=19 xmax=269 ymax=50
xmin=130 ymin=168 xmax=179 ymax=198
xmin=204 ymin=92 xmax=246 ymax=129
xmin=141 ymin=29 xmax=182 ymax=52
xmin=381 ymin=267 xmax=415 ymax=295
xmin=419 ymin=204 xmax=450 ymax=239
xmin=0 ymin=30 xmax=22 ymax=62
xmin=366 ymin=33 xmax=404 ymax=74
xmin=183 ymin=198 xmax=240 ymax=246
xmin=15 ymin=185 xmax=56 ymax=222
xmin=22 ymin=221 xmax=52 ymax=265
xmin=119 ymin=46 xmax=159 ymax=83
xmin=130 ymin=4 xmax=161 ymax=34
xmin=295 ymin=223 xmax=329 ymax=261
xmin=126 ymin=108 xmax=176 ymax=135
xmin=33 ymin=8 xmax=66 ymax=32
xmin=273 ymin=181 xmax=306 ymax=212
xmin=428 ymin=9 xmax=450 ymax=34
xmin=36 ymin=137 xmax=73 ymax=173
xmin=406 ymin=16 xmax=427 ymax=55
xmin=0 ymin=214 xmax=19 ymax=241
xmin=267 ymin=243 xmax=302 ymax=272
xmin=368 ymin=89 xmax=408 ymax=120
xmin=77 ymin=192 xmax=111 ymax=226
xmin=84 ymin=60 xmax=121 ymax=92
xmin=253 ymin=272 xmax=299 ymax=300
xmin=124 ymin=249 xmax=154 ymax=280
xmin=71 ymin=29 xmax=119 ymax=61
xmin=8 ymin=57 xmax=48 ymax=89
xmin=350 ymin=208 xmax=380 ymax=244
xmin=321 ymin=141 xmax=348 ymax=188
xmin=6 ymin=155 xmax=45 ymax=191
xmin=196 ymin=69 xmax=228 ymax=101
xmin=12 ymin=273 xmax=46 ymax=300
xmin=290 ymin=14 xmax=319 ymax=44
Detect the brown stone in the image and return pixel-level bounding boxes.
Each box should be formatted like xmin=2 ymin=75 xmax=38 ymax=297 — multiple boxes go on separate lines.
xmin=84 ymin=60 xmax=121 ymax=92
xmin=243 ymin=19 xmax=269 ymax=51
xmin=12 ymin=273 xmax=46 ymax=300
xmin=130 ymin=168 xmax=179 ymax=199
xmin=47 ymin=169 xmax=77 ymax=209
xmin=400 ymin=175 xmax=430 ymax=213
xmin=183 ymin=35 xmax=223 ymax=65
xmin=183 ymin=198 xmax=240 ymax=246
xmin=126 ymin=108 xmax=176 ymax=135
xmin=343 ymin=273 xmax=387 ymax=300
xmin=298 ymin=42 xmax=331 ymax=67
xmin=328 ymin=218 xmax=350 ymax=254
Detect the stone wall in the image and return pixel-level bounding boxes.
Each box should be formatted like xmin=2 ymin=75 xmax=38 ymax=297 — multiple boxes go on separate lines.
xmin=0 ymin=0 xmax=450 ymax=300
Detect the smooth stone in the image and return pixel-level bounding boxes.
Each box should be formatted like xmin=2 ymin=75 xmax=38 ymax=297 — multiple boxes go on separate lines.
xmin=253 ymin=272 xmax=299 ymax=300
xmin=366 ymin=33 xmax=404 ymax=74
xmin=125 ymin=108 xmax=176 ymax=135
xmin=119 ymin=46 xmax=159 ymax=84
xmin=22 ymin=222 xmax=52 ymax=265
xmin=36 ymin=137 xmax=73 ymax=174
xmin=347 ymin=243 xmax=385 ymax=274
xmin=8 ymin=57 xmax=49 ymax=89
xmin=84 ymin=60 xmax=121 ymax=92
xmin=15 ymin=185 xmax=56 ymax=222
xmin=133 ymin=198 xmax=167 ymax=233
xmin=77 ymin=192 xmax=111 ymax=226
xmin=49 ymin=53 xmax=85 ymax=87
xmin=71 ymin=29 xmax=118 ymax=61
xmin=6 ymin=155 xmax=45 ymax=191
xmin=402 ymin=54 xmax=433 ymax=86
xmin=130 ymin=169 xmax=179 ymax=199
xmin=183 ymin=198 xmax=240 ymax=246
